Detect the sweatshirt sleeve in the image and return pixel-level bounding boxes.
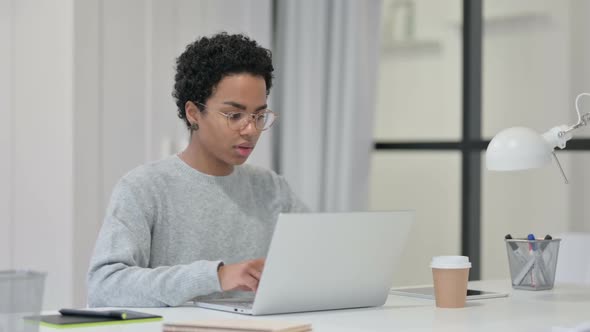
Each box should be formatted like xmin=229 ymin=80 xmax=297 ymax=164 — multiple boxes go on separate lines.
xmin=87 ymin=178 xmax=223 ymax=307
xmin=277 ymin=175 xmax=311 ymax=213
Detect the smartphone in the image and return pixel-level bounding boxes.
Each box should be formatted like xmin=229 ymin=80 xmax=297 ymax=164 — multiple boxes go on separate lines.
xmin=389 ymin=286 xmax=509 ymax=300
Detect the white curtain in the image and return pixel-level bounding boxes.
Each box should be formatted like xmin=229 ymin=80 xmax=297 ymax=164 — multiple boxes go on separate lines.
xmin=274 ymin=0 xmax=382 ymax=212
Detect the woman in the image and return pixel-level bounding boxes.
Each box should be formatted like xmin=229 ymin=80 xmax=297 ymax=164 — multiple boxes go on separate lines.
xmin=87 ymin=32 xmax=307 ymax=307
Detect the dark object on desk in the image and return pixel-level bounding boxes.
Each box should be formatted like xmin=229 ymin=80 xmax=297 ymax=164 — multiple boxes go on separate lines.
xmin=59 ymin=308 xmax=128 ymax=320
xmin=25 ymin=309 xmax=162 ymax=328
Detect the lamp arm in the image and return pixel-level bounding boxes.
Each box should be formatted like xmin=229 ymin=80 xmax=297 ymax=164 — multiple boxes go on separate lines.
xmin=543 ymin=93 xmax=590 ymax=149
xmin=560 ymin=92 xmax=590 ymax=137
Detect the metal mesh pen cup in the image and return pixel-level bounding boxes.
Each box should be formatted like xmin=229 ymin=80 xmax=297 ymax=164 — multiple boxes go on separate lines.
xmin=0 ymin=270 xmax=46 ymax=332
xmin=505 ymin=238 xmax=560 ymax=290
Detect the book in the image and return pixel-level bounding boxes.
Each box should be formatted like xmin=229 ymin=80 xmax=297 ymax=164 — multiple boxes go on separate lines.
xmin=25 ymin=310 xmax=162 ymax=329
xmin=163 ymin=319 xmax=312 ymax=332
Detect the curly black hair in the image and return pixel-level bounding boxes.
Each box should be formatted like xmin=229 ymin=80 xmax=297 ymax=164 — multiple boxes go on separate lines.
xmin=173 ymin=32 xmax=274 ymax=128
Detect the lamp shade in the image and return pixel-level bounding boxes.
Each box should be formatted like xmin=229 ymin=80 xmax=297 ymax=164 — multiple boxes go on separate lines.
xmin=486 ymin=127 xmax=553 ymax=171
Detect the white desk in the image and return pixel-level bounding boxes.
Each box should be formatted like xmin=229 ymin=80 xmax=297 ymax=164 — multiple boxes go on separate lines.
xmin=41 ymin=280 xmax=590 ymax=332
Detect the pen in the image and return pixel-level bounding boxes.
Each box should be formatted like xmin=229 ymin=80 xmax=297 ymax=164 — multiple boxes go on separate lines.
xmin=527 ymin=233 xmax=551 ymax=286
xmin=527 ymin=233 xmax=536 ymax=250
xmin=59 ymin=309 xmax=128 ymax=320
xmin=526 ymin=234 xmax=538 ymax=287
xmin=537 ymin=234 xmax=553 ymax=284
xmin=512 ymin=253 xmax=536 ymax=286
xmin=540 ymin=234 xmax=552 ymax=250
xmin=505 ymin=234 xmax=528 ymax=265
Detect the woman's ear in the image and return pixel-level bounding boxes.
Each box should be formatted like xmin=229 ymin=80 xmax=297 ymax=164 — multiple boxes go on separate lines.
xmin=185 ymin=101 xmax=200 ymax=125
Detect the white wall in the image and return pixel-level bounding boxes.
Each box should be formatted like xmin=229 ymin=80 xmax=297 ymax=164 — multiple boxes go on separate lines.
xmin=1 ymin=0 xmax=75 ymax=309
xmin=0 ymin=0 xmax=13 ymax=270
xmin=2 ymin=0 xmax=273 ymax=309
xmin=72 ymin=0 xmax=103 ymax=308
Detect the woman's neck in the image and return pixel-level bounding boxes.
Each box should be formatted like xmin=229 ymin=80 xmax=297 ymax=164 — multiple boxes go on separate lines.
xmin=178 ymin=144 xmax=234 ymax=176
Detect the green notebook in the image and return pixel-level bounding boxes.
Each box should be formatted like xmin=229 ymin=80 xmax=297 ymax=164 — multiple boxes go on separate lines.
xmin=25 ymin=310 xmax=162 ymax=329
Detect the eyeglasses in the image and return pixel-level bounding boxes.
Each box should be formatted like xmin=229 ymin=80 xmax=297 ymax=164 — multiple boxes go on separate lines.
xmin=194 ymin=102 xmax=278 ymax=131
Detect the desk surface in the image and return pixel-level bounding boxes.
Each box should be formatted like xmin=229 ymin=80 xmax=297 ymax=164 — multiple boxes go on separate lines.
xmin=41 ymin=280 xmax=590 ymax=332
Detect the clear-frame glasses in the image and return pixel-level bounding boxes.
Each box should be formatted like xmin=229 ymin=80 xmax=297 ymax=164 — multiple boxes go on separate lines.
xmin=194 ymin=101 xmax=278 ymax=131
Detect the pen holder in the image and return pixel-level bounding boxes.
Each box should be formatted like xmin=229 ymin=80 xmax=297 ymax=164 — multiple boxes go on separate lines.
xmin=0 ymin=270 xmax=46 ymax=332
xmin=505 ymin=238 xmax=561 ymax=290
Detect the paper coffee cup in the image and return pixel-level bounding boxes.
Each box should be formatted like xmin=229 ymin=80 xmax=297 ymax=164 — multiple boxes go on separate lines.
xmin=431 ymin=256 xmax=471 ymax=308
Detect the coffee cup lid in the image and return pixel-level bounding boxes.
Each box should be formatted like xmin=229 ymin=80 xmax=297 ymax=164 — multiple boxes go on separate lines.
xmin=430 ymin=256 xmax=472 ymax=269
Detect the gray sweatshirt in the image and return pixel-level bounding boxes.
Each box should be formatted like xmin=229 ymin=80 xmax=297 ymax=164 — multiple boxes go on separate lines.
xmin=87 ymin=155 xmax=308 ymax=307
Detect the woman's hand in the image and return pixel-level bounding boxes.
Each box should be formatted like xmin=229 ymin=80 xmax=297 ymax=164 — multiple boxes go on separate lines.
xmin=217 ymin=258 xmax=265 ymax=292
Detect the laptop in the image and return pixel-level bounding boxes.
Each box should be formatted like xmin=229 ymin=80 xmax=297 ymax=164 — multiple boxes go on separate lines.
xmin=194 ymin=211 xmax=414 ymax=315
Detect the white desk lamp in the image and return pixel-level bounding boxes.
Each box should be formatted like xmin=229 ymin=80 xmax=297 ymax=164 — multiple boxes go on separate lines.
xmin=486 ymin=93 xmax=590 ymax=184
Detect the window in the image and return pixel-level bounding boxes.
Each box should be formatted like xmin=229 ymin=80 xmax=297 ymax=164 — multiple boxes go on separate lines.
xmin=372 ymin=0 xmax=590 ymax=284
